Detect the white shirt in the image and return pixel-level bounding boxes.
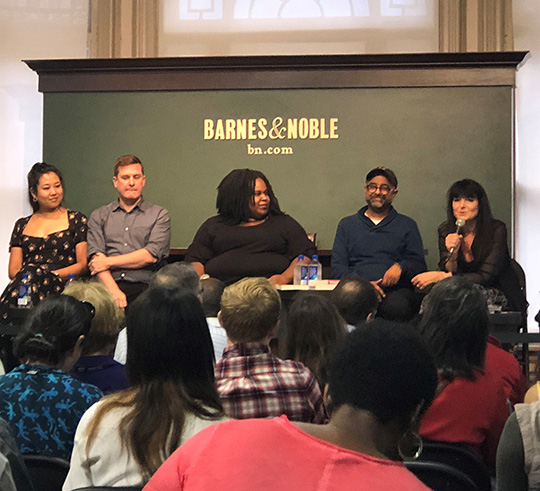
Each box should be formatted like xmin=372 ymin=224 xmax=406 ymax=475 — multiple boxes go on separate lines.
xmin=207 ymin=317 xmax=227 ymax=361
xmin=63 ymin=399 xmax=226 ymax=490
xmin=114 ymin=328 xmax=127 ymax=365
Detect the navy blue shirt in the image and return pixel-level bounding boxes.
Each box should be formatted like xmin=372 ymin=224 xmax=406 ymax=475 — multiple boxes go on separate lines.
xmin=332 ymin=206 xmax=426 ymax=285
xmin=71 ymin=355 xmax=129 ymax=395
xmin=0 ymin=364 xmax=103 ymax=460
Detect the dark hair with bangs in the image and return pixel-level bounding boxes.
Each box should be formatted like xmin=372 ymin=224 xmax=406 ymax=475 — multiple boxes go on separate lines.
xmin=328 ymin=319 xmax=437 ymax=429
xmin=446 ymin=179 xmax=496 ymax=266
xmin=84 ymin=286 xmax=223 ymax=481
xmin=27 ymin=162 xmax=64 ymax=212
xmin=446 ymin=179 xmax=493 ymax=230
xmin=216 ymin=168 xmax=283 ymax=225
xmin=418 ymin=276 xmax=489 ymax=382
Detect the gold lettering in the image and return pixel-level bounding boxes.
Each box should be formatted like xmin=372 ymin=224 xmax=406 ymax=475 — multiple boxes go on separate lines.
xmin=215 ymin=120 xmax=225 ymax=140
xmin=236 ymin=119 xmax=247 ymax=140
xmin=330 ymin=118 xmax=339 ymax=139
xmin=298 ymin=118 xmax=309 ymax=139
xmin=225 ymin=119 xmax=235 ymax=140
xmin=257 ymin=119 xmax=268 ymax=139
xmin=204 ymin=119 xmax=214 ymax=140
xmin=248 ymin=119 xmax=257 ymax=140
xmin=287 ymin=119 xmax=298 ymax=139
xmin=320 ymin=118 xmax=329 ymax=139
xmin=309 ymin=118 xmax=319 ymax=139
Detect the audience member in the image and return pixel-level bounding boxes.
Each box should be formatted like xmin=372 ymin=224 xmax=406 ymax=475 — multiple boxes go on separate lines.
xmin=64 ymin=286 xmax=225 ymax=489
xmin=496 ymin=401 xmax=540 ymax=491
xmin=200 ymin=277 xmax=226 ymax=360
xmin=0 ymin=296 xmax=103 ymax=460
xmin=284 ymin=293 xmax=346 ymax=389
xmin=64 ymin=281 xmax=128 ymax=394
xmin=144 ymin=320 xmax=437 ymax=491
xmin=0 ymin=417 xmax=34 ymax=491
xmin=216 ymin=277 xmax=326 ymax=423
xmin=331 ymin=167 xmax=426 ymax=322
xmin=331 ymin=277 xmax=380 ymax=330
xmin=114 ymin=262 xmax=200 ymax=364
xmin=87 ymin=155 xmax=171 ymax=308
xmin=418 ymin=276 xmax=516 ymax=471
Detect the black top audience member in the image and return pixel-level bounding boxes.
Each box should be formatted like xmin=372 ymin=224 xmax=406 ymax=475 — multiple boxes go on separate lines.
xmin=331 ymin=277 xmax=380 ymax=330
xmin=185 ymin=168 xmax=315 ymax=285
xmin=0 ymin=296 xmax=102 ymax=460
xmin=412 ymin=179 xmax=527 ymax=315
xmin=285 ymin=293 xmax=347 ymax=389
xmin=114 ymin=262 xmax=201 ymax=364
xmin=64 ymin=280 xmax=129 ymax=394
xmin=64 ymin=286 xmax=225 ymax=489
xmin=144 ymin=320 xmax=437 ymax=491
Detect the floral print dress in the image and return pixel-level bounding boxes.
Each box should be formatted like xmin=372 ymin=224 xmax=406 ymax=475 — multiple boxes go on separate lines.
xmin=0 ymin=210 xmax=87 ymax=321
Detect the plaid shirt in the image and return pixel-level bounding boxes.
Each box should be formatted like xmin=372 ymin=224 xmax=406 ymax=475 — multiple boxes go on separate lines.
xmin=215 ymin=343 xmax=326 ymax=423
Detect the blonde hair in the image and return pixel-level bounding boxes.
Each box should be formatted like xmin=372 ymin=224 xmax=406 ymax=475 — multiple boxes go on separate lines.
xmin=63 ymin=280 xmax=124 ymax=355
xmin=220 ymin=277 xmax=281 ymax=343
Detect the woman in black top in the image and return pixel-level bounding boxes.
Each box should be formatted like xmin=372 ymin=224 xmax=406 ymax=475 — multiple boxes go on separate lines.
xmin=185 ymin=169 xmax=315 ymax=285
xmin=412 ymin=179 xmax=526 ymax=313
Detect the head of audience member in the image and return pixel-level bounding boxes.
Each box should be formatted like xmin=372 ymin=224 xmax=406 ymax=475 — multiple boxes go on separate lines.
xmin=86 ymin=286 xmax=222 ymax=479
xmin=418 ymin=276 xmax=489 ymax=382
xmin=364 ymin=167 xmax=398 ymax=214
xmin=15 ymin=295 xmax=92 ymax=372
xmin=150 ymin=262 xmax=200 ymax=296
xmin=27 ymin=162 xmax=64 ymax=213
xmin=285 ymin=293 xmax=346 ymax=388
xmin=219 ymin=277 xmax=281 ymax=344
xmin=327 ymin=319 xmax=437 ymax=460
xmin=216 ymin=168 xmax=283 ymax=225
xmin=127 ymin=286 xmax=216 ymax=391
xmin=200 ymin=277 xmax=225 ymax=318
xmin=332 ymin=277 xmax=380 ymax=327
xmin=113 ymin=154 xmax=146 ymax=205
xmin=446 ymin=179 xmax=493 ymax=229
xmin=63 ymin=280 xmax=124 ymax=357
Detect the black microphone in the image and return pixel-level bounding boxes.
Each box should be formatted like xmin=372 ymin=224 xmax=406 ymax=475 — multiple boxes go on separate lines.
xmin=449 ymin=219 xmax=466 ymax=255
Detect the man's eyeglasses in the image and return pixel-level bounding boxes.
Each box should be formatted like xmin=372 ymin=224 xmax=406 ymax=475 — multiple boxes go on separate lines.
xmin=365 ymin=183 xmax=395 ymax=194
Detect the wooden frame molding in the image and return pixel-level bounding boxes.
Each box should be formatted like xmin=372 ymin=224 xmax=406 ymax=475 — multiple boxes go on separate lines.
xmin=89 ymin=0 xmax=159 ymax=58
xmin=439 ymin=0 xmax=513 ymax=52
xmin=25 ymin=52 xmax=528 ymax=93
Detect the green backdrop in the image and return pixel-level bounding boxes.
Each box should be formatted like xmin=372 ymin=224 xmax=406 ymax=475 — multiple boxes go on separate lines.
xmin=43 ymin=86 xmax=512 ymax=270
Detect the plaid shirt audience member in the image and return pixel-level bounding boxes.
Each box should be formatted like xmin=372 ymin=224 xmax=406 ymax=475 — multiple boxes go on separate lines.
xmin=215 ymin=343 xmax=326 ymax=423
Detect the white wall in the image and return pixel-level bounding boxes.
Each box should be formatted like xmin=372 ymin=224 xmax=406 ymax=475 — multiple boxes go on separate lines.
xmin=514 ymin=1 xmax=540 ymax=332
xmin=0 ymin=1 xmax=88 ymax=283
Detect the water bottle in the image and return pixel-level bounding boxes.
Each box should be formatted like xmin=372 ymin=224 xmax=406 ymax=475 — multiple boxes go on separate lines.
xmin=293 ymin=255 xmax=309 ymax=286
xmin=308 ymin=255 xmax=322 ymax=283
xmin=17 ymin=273 xmax=32 ymax=308
xmin=66 ymin=273 xmax=75 ymax=284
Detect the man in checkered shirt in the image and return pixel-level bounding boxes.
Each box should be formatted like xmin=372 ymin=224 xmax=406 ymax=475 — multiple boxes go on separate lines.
xmin=215 ymin=277 xmax=326 ymax=423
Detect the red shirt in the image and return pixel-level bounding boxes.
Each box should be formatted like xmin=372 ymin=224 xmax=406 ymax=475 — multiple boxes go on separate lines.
xmin=144 ymin=416 xmax=432 ymax=491
xmin=485 ymin=340 xmax=527 ymax=407
xmin=215 ymin=343 xmax=326 ymax=423
xmin=420 ymin=367 xmax=509 ymax=471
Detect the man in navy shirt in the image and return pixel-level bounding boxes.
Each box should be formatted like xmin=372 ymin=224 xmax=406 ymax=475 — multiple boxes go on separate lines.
xmin=332 ymin=167 xmax=426 ymax=321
